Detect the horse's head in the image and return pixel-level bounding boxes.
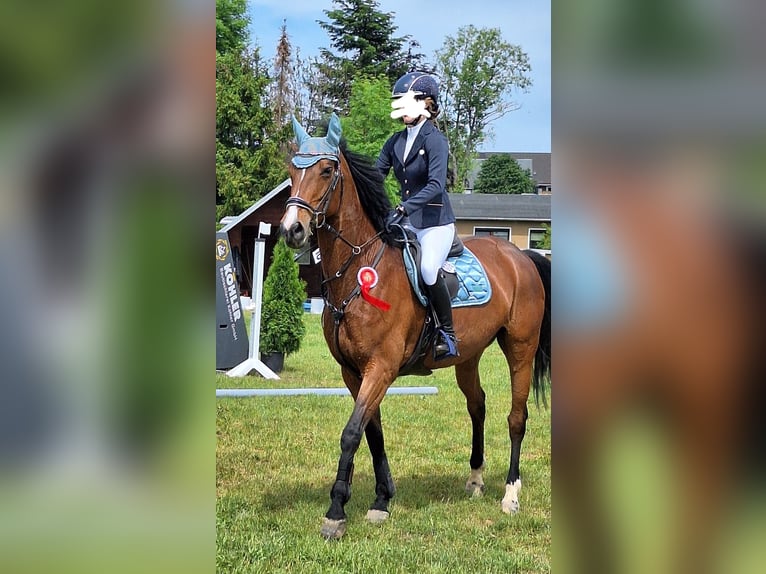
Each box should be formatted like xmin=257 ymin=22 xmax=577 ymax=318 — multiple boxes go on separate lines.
xmin=280 ymin=113 xmax=343 ymax=249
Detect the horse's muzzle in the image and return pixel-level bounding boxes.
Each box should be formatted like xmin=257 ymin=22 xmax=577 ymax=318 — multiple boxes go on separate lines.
xmin=280 ymin=221 xmax=307 ymax=249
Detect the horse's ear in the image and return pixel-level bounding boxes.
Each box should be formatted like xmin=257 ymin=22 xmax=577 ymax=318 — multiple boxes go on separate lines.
xmin=291 ymin=114 xmax=310 ymax=147
xmin=326 ymin=112 xmax=342 ymax=149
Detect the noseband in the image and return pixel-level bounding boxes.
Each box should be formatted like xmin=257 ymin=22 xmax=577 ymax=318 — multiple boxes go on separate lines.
xmin=285 ymin=158 xmax=342 ymax=229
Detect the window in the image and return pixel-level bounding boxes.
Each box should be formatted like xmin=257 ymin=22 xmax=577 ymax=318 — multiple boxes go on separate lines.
xmin=528 ymin=227 xmax=548 ymax=250
xmin=474 ymin=227 xmax=510 ymax=241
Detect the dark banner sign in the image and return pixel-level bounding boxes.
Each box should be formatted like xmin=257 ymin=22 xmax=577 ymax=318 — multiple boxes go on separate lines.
xmin=216 ymin=231 xmax=249 ymax=370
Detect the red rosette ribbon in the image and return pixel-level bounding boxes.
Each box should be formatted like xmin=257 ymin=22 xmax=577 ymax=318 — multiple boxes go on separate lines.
xmin=357 ymin=267 xmax=390 ymax=311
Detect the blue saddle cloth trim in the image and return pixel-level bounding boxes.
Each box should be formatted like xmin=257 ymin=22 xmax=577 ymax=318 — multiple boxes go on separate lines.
xmin=403 ymin=246 xmax=492 ymax=308
xmin=402 ymin=242 xmax=428 ymax=306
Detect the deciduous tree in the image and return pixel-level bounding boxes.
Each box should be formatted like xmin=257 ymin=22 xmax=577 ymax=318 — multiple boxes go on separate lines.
xmin=341 ymin=75 xmax=401 ymax=203
xmin=435 ymin=25 xmax=531 ymax=191
xmin=474 ymin=154 xmax=535 ymax=195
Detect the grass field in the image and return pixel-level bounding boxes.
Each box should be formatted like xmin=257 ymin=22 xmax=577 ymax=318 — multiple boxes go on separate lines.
xmin=217 ymin=313 xmax=551 ymax=573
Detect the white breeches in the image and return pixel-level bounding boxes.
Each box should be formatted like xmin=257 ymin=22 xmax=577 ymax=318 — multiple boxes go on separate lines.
xmin=407 ymin=223 xmax=455 ymax=286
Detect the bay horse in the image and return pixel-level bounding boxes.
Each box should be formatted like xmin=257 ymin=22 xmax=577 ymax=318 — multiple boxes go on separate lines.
xmin=279 ymin=114 xmax=551 ymax=540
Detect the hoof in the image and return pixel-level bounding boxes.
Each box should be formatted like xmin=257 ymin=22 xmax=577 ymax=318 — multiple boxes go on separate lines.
xmin=320 ymin=518 xmax=347 ymax=540
xmin=465 ymin=480 xmax=486 ymax=498
xmin=365 ymin=509 xmax=390 ymax=524
xmin=501 ymin=498 xmax=520 ymax=514
xmin=465 ymin=465 xmax=486 ymax=497
xmin=501 ymin=479 xmax=521 ymax=514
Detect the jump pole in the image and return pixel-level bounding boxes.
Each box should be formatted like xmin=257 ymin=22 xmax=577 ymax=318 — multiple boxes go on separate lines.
xmin=216 ymin=387 xmax=439 ymax=397
xmin=226 ymin=222 xmax=279 ymax=379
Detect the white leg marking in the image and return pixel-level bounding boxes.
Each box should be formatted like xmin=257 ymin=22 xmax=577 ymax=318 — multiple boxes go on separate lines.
xmin=501 ymin=479 xmax=522 ymax=514
xmin=465 ymin=465 xmax=486 ymax=497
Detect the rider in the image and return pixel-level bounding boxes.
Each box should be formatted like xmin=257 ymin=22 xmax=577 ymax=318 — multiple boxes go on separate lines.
xmin=377 ymin=71 xmax=459 ymax=360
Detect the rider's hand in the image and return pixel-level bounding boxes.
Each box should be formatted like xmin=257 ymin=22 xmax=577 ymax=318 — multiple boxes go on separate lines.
xmin=384 ymin=204 xmax=406 ymax=231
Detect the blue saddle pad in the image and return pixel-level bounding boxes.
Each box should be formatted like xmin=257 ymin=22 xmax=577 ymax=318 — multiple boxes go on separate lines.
xmin=403 ymin=245 xmax=492 ymax=308
xmin=449 ymin=248 xmax=492 ymax=307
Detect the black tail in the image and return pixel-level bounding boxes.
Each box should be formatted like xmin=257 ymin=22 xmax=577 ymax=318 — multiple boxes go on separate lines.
xmin=524 ymin=250 xmax=551 ymax=406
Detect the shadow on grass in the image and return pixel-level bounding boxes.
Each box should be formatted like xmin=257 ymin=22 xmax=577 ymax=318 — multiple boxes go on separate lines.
xmin=255 ymin=469 xmax=501 ymax=513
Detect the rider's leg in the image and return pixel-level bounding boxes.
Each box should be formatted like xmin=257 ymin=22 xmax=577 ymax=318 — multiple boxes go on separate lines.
xmin=416 ymin=224 xmax=459 ymax=360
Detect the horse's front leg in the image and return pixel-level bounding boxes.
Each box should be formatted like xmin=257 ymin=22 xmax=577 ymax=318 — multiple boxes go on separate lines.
xmin=364 ymin=406 xmax=396 ymax=523
xmin=339 ymin=368 xmax=397 ymax=523
xmin=321 ymin=365 xmax=395 ymax=540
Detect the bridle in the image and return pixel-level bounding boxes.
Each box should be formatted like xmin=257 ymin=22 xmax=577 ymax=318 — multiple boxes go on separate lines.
xmin=285 ymin=154 xmax=384 ymax=280
xmin=285 ymin=152 xmax=388 ymax=375
xmin=285 ymin=156 xmax=343 ymax=230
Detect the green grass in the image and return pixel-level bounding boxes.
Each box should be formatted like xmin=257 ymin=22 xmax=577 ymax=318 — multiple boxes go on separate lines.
xmin=217 ymin=314 xmax=551 ymax=573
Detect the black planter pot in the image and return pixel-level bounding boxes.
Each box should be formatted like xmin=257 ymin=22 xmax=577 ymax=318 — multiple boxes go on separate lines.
xmin=261 ymin=351 xmax=285 ymax=373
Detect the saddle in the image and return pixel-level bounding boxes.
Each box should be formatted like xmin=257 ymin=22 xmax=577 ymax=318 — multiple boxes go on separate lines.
xmin=388 ymin=223 xmax=492 ymax=375
xmin=394 ymin=225 xmax=464 ymax=303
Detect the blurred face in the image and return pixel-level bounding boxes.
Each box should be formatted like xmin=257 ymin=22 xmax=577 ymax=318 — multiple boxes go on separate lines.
xmin=390 ymin=92 xmax=429 ymax=122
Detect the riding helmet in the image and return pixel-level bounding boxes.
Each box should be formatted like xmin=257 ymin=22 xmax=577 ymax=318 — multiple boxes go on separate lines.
xmin=392 ymin=72 xmax=439 ymax=104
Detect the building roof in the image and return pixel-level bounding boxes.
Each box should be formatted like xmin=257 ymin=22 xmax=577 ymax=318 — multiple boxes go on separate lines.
xmin=218 ymin=178 xmax=291 ymax=232
xmin=449 ymin=192 xmax=550 ymax=222
xmin=505 ymin=152 xmax=551 ymax=185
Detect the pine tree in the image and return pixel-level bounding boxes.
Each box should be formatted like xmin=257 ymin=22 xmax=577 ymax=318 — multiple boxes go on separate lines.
xmin=316 ymin=0 xmax=426 ymax=113
xmin=215 ymin=0 xmax=287 ymax=219
xmin=216 ymin=0 xmax=249 ymax=55
xmin=270 ymin=21 xmax=298 ymax=156
xmin=271 ymin=21 xmax=295 ymax=127
xmin=216 ymin=48 xmax=286 ymax=219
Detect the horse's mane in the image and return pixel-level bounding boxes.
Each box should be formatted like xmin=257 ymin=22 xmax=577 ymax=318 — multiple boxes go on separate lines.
xmin=338 ymin=139 xmax=395 ymax=243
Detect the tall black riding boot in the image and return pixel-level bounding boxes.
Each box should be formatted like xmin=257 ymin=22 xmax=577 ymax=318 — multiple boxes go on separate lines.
xmin=426 ymin=274 xmax=459 ymax=360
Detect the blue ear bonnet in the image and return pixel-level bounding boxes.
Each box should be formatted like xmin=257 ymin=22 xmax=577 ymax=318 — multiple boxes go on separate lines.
xmin=291 ymin=113 xmax=342 ymax=168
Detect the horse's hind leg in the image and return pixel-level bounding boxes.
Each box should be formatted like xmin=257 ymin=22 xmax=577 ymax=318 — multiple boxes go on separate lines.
xmin=497 ymin=331 xmax=537 ymax=514
xmin=364 ymin=406 xmax=396 ymax=523
xmin=455 ymin=356 xmax=487 ymax=497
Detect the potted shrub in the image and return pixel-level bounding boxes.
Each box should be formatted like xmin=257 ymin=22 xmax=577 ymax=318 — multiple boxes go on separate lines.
xmin=259 ymin=238 xmax=307 ymax=372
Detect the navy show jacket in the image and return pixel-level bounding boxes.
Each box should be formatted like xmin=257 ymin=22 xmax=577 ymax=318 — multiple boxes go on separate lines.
xmin=376 ymin=120 xmax=456 ymax=229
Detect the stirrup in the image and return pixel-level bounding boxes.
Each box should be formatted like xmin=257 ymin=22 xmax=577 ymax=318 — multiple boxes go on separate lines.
xmin=433 ymin=328 xmax=459 ymax=360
